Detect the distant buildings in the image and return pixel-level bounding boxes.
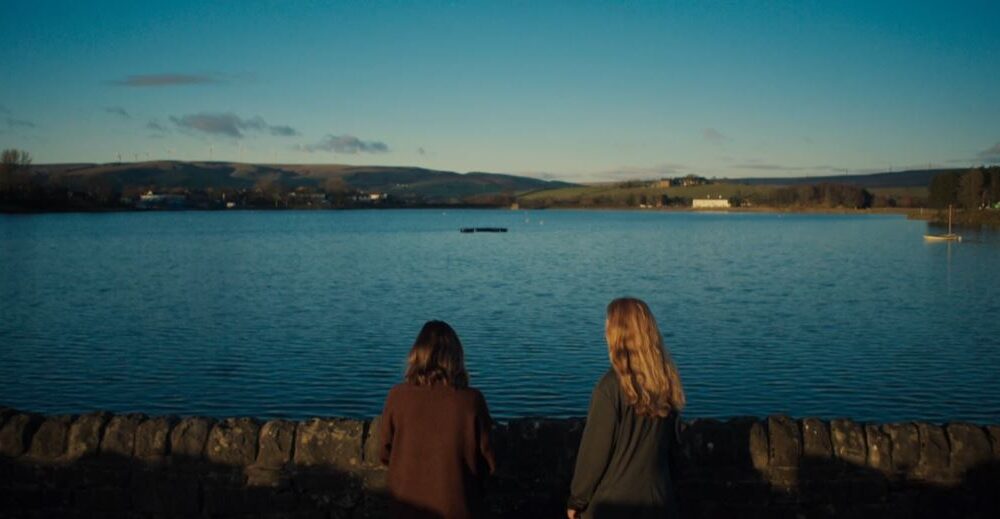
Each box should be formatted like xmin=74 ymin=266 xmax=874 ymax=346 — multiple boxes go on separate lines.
xmin=353 ymin=192 xmax=388 ymax=202
xmin=136 ymin=191 xmax=187 ymax=209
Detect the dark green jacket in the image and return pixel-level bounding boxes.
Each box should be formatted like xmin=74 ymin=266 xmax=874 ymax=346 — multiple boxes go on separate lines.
xmin=568 ymin=370 xmax=679 ymax=519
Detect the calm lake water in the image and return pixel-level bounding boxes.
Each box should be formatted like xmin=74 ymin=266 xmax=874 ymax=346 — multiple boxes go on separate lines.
xmin=1 ymin=210 xmax=998 ymax=422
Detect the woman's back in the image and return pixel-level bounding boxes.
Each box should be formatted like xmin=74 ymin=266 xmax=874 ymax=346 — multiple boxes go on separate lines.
xmin=380 ymin=383 xmax=495 ymax=519
xmin=569 ymin=370 xmax=678 ymax=519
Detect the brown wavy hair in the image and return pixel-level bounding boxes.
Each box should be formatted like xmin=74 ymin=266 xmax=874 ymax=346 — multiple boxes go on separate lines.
xmin=404 ymin=320 xmax=469 ymax=388
xmin=606 ymin=297 xmax=685 ymax=417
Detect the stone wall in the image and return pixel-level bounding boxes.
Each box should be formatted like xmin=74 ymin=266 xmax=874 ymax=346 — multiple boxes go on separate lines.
xmin=1 ymin=406 xmax=998 ymax=518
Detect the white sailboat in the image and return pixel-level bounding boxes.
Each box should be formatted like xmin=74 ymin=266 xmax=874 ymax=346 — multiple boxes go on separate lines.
xmin=924 ymin=204 xmax=962 ymax=242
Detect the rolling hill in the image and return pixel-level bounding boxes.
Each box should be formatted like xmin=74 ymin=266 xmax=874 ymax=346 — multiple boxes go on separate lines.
xmin=729 ymin=168 xmax=958 ymax=188
xmin=27 ymin=161 xmax=574 ymax=201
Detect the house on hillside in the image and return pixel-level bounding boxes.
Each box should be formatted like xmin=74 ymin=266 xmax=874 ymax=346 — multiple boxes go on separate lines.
xmin=136 ymin=191 xmax=187 ymax=209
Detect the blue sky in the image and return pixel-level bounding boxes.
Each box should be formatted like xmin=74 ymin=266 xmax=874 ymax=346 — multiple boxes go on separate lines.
xmin=1 ymin=0 xmax=998 ymax=181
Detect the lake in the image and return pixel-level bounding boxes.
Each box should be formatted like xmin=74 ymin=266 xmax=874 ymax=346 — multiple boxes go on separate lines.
xmin=1 ymin=209 xmax=998 ymax=422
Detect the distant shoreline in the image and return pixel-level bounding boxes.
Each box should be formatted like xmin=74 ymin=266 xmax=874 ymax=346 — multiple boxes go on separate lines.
xmin=0 ymin=204 xmax=928 ymax=217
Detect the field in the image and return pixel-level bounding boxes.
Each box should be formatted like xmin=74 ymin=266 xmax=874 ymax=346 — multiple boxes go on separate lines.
xmin=520 ymin=183 xmax=778 ymax=206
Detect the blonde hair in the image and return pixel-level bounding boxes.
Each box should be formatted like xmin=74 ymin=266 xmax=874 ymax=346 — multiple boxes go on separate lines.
xmin=405 ymin=320 xmax=469 ymax=388
xmin=605 ymin=297 xmax=685 ymax=417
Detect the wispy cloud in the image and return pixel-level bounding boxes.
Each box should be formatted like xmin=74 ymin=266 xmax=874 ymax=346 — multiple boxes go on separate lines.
xmin=732 ymin=163 xmax=808 ymax=172
xmin=417 ymin=147 xmax=427 ymax=156
xmin=0 ymin=105 xmax=10 ymax=114
xmin=146 ymin=120 xmax=168 ymax=133
xmin=111 ymin=73 xmax=221 ymax=87
xmin=977 ymin=142 xmax=1000 ymax=162
xmin=170 ymin=112 xmax=299 ymax=138
xmin=267 ymin=124 xmax=298 ymax=137
xmin=6 ymin=118 xmax=36 ymax=129
xmin=703 ymin=128 xmax=730 ymax=144
xmin=105 ymin=106 xmax=130 ymax=119
xmin=298 ymin=134 xmax=389 ymax=154
xmin=730 ymin=162 xmax=886 ymax=175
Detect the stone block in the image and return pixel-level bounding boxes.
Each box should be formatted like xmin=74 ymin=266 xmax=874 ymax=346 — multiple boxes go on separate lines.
xmin=134 ymin=416 xmax=174 ymax=461
xmin=129 ymin=468 xmax=200 ymax=517
xmin=363 ymin=415 xmax=383 ymax=466
xmin=830 ymin=419 xmax=866 ymax=466
xmin=865 ymin=424 xmax=892 ymax=473
xmin=202 ymin=480 xmax=251 ymax=516
xmin=0 ymin=407 xmax=14 ymax=427
xmin=66 ymin=412 xmax=110 ymax=460
xmin=946 ymin=423 xmax=991 ymax=474
xmin=169 ymin=416 xmax=213 ymax=461
xmin=748 ymin=420 xmax=769 ymax=471
xmin=206 ymin=417 xmax=259 ymax=466
xmin=294 ymin=418 xmax=364 ymax=469
xmin=294 ymin=469 xmax=364 ymax=510
xmin=884 ymin=422 xmax=919 ymax=473
xmin=725 ymin=417 xmax=759 ymax=468
xmin=0 ymin=413 xmax=42 ymax=457
xmin=245 ymin=465 xmax=290 ymax=488
xmin=681 ymin=418 xmax=749 ymax=468
xmin=988 ymin=425 xmax=1000 ymax=459
xmin=767 ymin=415 xmax=801 ymax=467
xmin=915 ymin=422 xmax=950 ymax=480
xmin=256 ymin=419 xmax=295 ymax=468
xmin=801 ymin=418 xmax=832 ymax=460
xmin=99 ymin=414 xmax=144 ymax=459
xmin=27 ymin=415 xmax=73 ymax=461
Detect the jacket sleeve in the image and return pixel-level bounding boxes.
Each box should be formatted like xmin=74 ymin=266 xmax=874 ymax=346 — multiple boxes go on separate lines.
xmin=567 ymin=383 xmax=617 ymax=511
xmin=379 ymin=389 xmax=395 ymax=466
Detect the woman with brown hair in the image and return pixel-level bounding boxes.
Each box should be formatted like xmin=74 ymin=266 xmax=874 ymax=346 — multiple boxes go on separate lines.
xmin=379 ymin=320 xmax=496 ymax=519
xmin=567 ymin=298 xmax=686 ymax=519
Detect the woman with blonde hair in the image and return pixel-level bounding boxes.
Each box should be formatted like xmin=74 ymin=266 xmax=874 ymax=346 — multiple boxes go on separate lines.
xmin=379 ymin=320 xmax=495 ymax=519
xmin=567 ymin=298 xmax=686 ymax=519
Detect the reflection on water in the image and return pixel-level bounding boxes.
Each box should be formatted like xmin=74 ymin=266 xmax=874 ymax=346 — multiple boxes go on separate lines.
xmin=1 ymin=210 xmax=998 ymax=422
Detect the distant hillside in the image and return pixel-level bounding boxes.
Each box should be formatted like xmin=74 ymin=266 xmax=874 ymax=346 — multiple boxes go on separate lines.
xmin=28 ymin=161 xmax=573 ymax=201
xmin=731 ymin=169 xmax=961 ymax=188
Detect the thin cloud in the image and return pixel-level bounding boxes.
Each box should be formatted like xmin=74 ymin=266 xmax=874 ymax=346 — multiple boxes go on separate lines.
xmin=268 ymin=124 xmax=299 ymax=137
xmin=977 ymin=142 xmax=1000 ymax=162
xmin=732 ymin=163 xmax=804 ymax=171
xmin=105 ymin=106 xmax=130 ymax=119
xmin=146 ymin=120 xmax=168 ymax=133
xmin=0 ymin=105 xmax=9 ymax=114
xmin=731 ymin=163 xmax=885 ymax=175
xmin=170 ymin=112 xmax=298 ymax=139
xmin=299 ymin=134 xmax=389 ymax=154
xmin=6 ymin=118 xmax=35 ymax=129
xmin=703 ymin=128 xmax=730 ymax=144
xmin=111 ymin=73 xmax=221 ymax=87
xmin=417 ymin=147 xmax=427 ymax=156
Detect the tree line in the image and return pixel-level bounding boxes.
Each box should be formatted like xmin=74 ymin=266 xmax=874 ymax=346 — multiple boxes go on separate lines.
xmin=928 ymin=167 xmax=1000 ymax=210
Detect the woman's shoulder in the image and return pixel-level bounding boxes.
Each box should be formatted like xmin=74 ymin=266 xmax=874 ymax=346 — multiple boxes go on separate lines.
xmin=595 ymin=369 xmax=619 ymax=395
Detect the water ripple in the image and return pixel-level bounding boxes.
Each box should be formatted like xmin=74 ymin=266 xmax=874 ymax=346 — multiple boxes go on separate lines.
xmin=1 ymin=210 xmax=999 ymax=423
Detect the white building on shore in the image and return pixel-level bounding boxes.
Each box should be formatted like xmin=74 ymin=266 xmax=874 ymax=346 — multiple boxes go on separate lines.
xmin=692 ymin=198 xmax=731 ymax=209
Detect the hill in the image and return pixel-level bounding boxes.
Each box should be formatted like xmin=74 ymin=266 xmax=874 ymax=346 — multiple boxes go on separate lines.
xmin=27 ymin=161 xmax=573 ymax=202
xmin=730 ymin=169 xmax=957 ymax=188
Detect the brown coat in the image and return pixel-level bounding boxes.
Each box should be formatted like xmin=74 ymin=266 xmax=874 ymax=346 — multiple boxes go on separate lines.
xmin=380 ymin=383 xmax=496 ymax=519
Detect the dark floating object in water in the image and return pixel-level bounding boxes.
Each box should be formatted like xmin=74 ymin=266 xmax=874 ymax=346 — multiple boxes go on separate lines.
xmin=460 ymin=227 xmax=508 ymax=233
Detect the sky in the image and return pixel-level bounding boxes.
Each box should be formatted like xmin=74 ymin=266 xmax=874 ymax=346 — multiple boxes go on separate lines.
xmin=1 ymin=0 xmax=998 ymax=181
